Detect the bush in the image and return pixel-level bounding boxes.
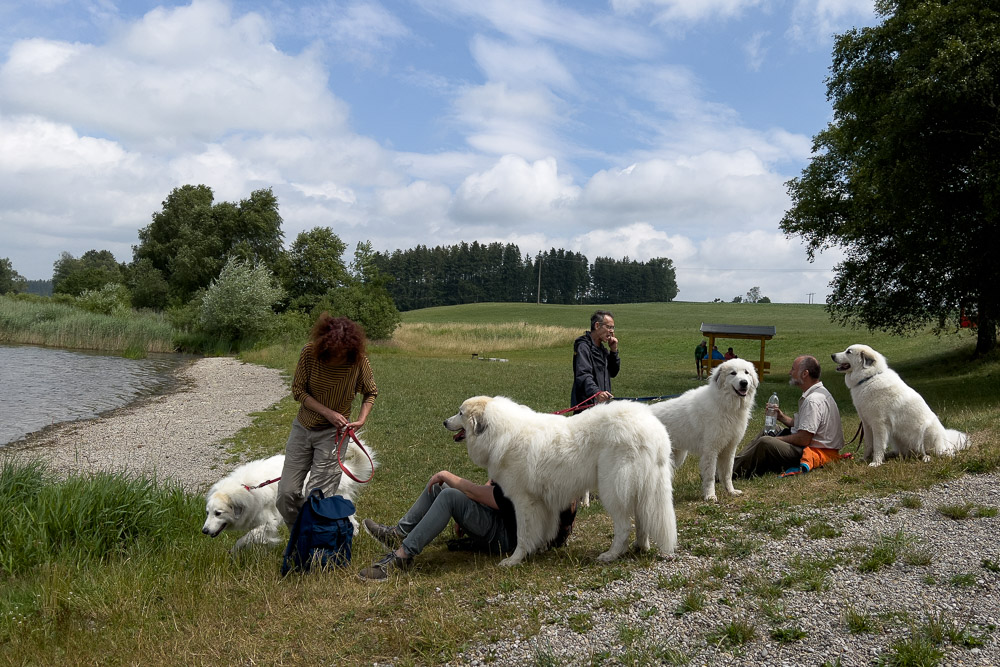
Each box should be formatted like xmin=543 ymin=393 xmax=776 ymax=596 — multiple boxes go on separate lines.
xmin=199 ymin=257 xmax=284 ymax=341
xmin=76 ymin=283 xmax=132 ymax=316
xmin=312 ymin=281 xmax=401 ymax=340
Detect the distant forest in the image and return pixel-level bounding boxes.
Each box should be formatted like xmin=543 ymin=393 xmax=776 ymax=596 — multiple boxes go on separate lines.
xmin=371 ymin=243 xmax=678 ymax=312
xmin=25 ymin=280 xmax=52 ymax=297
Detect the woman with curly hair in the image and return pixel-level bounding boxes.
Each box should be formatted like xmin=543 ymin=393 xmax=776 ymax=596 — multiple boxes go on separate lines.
xmin=276 ymin=313 xmax=378 ymax=526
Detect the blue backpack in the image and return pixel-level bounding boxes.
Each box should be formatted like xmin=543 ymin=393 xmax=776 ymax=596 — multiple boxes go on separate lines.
xmin=281 ymin=489 xmax=355 ymax=575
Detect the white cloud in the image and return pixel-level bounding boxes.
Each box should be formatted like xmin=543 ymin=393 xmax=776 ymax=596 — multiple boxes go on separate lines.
xmin=0 ymin=0 xmax=348 ymax=148
xmin=580 ymin=152 xmax=789 ymax=232
xmin=744 ymin=30 xmax=769 ymax=71
xmin=418 ymin=0 xmax=659 ymax=57
xmin=611 ymin=0 xmax=763 ymax=24
xmin=575 ymin=223 xmax=696 ymax=261
xmin=788 ymin=0 xmax=876 ymax=45
xmin=470 ymin=36 xmax=576 ymax=91
xmin=454 ymin=81 xmax=565 ymax=159
xmin=451 ymin=154 xmax=579 ymax=223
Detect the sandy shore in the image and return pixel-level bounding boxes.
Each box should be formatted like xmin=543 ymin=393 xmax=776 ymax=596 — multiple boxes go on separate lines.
xmin=8 ymin=357 xmax=288 ymax=493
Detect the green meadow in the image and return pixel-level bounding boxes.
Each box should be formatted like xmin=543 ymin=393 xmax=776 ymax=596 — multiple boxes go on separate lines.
xmin=2 ymin=301 xmax=998 ymax=665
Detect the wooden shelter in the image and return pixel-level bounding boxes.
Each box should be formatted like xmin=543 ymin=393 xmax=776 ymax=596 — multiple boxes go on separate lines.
xmin=700 ymin=323 xmax=776 ymax=376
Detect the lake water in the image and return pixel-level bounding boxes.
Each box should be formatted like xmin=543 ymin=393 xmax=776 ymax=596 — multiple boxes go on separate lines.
xmin=0 ymin=344 xmax=189 ymax=447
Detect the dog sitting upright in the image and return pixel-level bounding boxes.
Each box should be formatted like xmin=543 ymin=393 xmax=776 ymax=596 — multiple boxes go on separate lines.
xmin=831 ymin=344 xmax=969 ymax=466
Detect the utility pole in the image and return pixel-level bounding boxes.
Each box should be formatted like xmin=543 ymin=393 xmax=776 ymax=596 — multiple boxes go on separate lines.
xmin=807 ymin=292 xmax=815 ymax=304
xmin=536 ymin=254 xmax=542 ymax=305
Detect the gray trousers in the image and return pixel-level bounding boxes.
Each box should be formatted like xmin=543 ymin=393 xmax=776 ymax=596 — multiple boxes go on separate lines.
xmin=397 ymin=483 xmax=513 ymax=558
xmin=277 ymin=419 xmax=345 ymax=526
xmin=733 ymin=433 xmax=804 ymax=478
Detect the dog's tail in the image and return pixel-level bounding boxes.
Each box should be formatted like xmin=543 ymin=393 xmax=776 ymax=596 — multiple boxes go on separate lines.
xmin=640 ymin=458 xmax=677 ymax=556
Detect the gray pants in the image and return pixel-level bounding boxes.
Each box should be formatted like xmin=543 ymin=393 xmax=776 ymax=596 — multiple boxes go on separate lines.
xmin=397 ymin=483 xmax=514 ymax=558
xmin=277 ymin=419 xmax=345 ymax=526
xmin=733 ymin=433 xmax=804 ymax=478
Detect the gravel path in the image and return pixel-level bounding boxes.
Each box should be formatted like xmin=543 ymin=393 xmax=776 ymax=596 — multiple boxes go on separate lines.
xmin=9 ymin=356 xmax=288 ymax=493
xmin=460 ymin=471 xmax=1000 ymax=666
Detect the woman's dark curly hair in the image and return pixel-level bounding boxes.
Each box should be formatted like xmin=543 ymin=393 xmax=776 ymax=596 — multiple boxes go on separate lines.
xmin=310 ymin=313 xmax=367 ymax=364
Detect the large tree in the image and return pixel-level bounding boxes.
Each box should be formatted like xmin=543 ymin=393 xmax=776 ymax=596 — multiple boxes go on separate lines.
xmin=0 ymin=258 xmax=27 ymax=294
xmin=781 ymin=0 xmax=1000 ymax=355
xmin=52 ymin=250 xmax=125 ymax=297
xmin=133 ymin=185 xmax=284 ymax=303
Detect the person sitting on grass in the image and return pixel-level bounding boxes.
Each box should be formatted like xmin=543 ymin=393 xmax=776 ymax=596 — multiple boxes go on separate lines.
xmin=732 ymin=355 xmax=844 ymax=477
xmin=359 ymin=470 xmax=573 ymax=580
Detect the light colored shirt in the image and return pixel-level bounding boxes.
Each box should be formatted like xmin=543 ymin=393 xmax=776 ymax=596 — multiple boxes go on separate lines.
xmin=791 ymin=381 xmax=845 ymax=450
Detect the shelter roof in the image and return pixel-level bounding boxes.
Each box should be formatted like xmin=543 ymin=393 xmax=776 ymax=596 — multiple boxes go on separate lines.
xmin=699 ymin=323 xmax=776 ymax=339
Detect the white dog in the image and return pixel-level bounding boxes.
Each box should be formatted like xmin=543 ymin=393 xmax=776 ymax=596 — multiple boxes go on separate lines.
xmin=831 ymin=344 xmax=969 ymax=466
xmin=443 ymin=396 xmax=676 ymax=565
xmin=202 ymin=439 xmax=376 ymax=551
xmin=650 ymin=358 xmax=759 ymax=501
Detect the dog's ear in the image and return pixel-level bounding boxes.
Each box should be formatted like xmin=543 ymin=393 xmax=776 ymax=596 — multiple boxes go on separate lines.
xmin=232 ymin=502 xmax=244 ymax=519
xmin=467 ymin=413 xmax=488 ymax=436
xmin=861 ymin=349 xmax=876 ymax=368
xmin=713 ymin=366 xmax=725 ymax=388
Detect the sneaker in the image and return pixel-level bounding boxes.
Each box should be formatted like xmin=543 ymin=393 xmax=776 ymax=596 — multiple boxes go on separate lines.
xmin=363 ymin=518 xmax=405 ymax=551
xmin=358 ymin=551 xmax=413 ymax=581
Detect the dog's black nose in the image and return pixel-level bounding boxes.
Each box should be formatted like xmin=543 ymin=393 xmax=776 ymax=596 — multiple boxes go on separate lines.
xmin=442 ymin=420 xmax=447 ymax=428
xmin=739 ymin=380 xmax=748 ymax=389
xmin=201 ymin=527 xmax=209 ymax=534
xmin=831 ymin=354 xmax=837 ymax=361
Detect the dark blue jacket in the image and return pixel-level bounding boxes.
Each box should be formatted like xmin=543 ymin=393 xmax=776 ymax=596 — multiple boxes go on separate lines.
xmin=571 ymin=331 xmax=620 ymax=410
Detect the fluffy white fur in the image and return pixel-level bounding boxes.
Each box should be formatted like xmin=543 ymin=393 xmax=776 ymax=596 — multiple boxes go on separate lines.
xmin=649 ymin=358 xmax=759 ymax=501
xmin=831 ymin=344 xmax=969 ymax=467
xmin=201 ymin=438 xmax=376 ymax=551
xmin=443 ymin=396 xmax=676 ymax=566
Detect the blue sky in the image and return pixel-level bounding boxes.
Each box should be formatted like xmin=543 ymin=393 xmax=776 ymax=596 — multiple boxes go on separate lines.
xmin=0 ymin=0 xmax=878 ymax=302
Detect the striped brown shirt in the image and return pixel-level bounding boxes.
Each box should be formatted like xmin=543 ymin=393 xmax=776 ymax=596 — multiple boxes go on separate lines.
xmin=291 ymin=342 xmax=378 ymax=429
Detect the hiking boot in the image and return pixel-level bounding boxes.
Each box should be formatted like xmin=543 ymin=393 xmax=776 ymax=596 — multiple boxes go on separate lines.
xmin=363 ymin=518 xmax=405 ymax=551
xmin=358 ymin=551 xmax=413 ymax=581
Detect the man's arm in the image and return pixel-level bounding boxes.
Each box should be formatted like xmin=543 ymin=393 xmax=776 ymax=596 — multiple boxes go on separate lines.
xmin=776 ymin=429 xmax=814 ymax=448
xmin=574 ymin=342 xmax=603 ymax=398
xmin=427 ymin=471 xmax=499 ymax=509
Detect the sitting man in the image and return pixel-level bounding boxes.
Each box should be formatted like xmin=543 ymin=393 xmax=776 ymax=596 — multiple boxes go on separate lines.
xmin=358 ymin=470 xmax=575 ymax=581
xmin=733 ymin=355 xmax=844 ymax=477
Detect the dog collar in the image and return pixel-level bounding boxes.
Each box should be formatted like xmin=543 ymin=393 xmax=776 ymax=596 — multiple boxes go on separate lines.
xmin=854 ymin=373 xmax=878 ymax=387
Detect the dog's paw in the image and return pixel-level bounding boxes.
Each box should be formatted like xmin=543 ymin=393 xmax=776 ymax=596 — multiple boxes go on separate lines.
xmin=729 ymin=489 xmax=743 ymax=496
xmin=703 ymin=494 xmax=719 ymax=503
xmin=868 ymin=460 xmax=883 ymax=467
xmin=921 ymin=455 xmax=931 ymax=463
xmin=499 ymin=556 xmax=522 ymax=567
xmin=597 ymin=550 xmax=620 ymax=563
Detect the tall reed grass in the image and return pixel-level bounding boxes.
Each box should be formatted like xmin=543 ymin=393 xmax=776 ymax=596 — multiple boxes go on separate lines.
xmin=389 ymin=321 xmax=577 ymax=355
xmin=0 ymin=295 xmax=175 ymax=355
xmin=0 ymin=459 xmax=196 ymax=577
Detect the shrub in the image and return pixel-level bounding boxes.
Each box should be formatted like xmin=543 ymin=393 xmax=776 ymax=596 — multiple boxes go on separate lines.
xmin=312 ymin=280 xmax=401 ymax=340
xmin=76 ymin=283 xmax=132 ymax=316
xmin=199 ymin=258 xmax=284 ymax=341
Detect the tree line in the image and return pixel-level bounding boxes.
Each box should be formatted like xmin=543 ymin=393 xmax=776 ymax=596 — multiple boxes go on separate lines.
xmin=371 ymin=245 xmax=678 ymax=311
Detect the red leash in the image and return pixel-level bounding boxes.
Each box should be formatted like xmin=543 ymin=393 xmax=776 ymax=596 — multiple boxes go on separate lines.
xmin=552 ymin=392 xmax=603 ymax=415
xmin=242 ymin=477 xmax=281 ymax=491
xmin=241 ymin=426 xmax=375 ymax=490
xmin=337 ymin=426 xmax=375 ymax=483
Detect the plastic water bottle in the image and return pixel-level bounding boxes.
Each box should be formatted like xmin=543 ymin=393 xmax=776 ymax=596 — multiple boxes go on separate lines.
xmin=764 ymin=392 xmax=779 ymax=435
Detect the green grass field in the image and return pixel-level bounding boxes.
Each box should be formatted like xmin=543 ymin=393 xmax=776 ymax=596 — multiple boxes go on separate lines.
xmin=2 ymin=301 xmax=997 ymax=665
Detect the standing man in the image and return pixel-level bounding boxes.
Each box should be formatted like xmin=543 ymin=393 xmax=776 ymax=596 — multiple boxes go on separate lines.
xmin=571 ymin=310 xmax=620 ymax=413
xmin=733 ymin=355 xmax=844 ymax=477
xmin=695 ymin=339 xmax=708 ymax=379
